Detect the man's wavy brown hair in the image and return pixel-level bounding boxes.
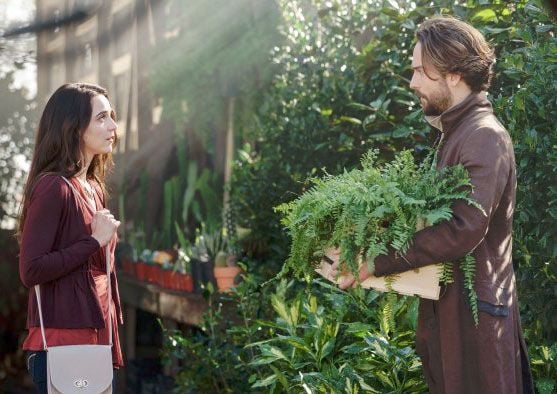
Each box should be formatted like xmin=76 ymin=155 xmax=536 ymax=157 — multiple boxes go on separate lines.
xmin=416 ymin=16 xmax=495 ymax=92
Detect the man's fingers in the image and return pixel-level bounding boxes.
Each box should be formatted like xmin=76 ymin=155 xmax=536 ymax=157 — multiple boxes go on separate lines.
xmin=339 ymin=274 xmax=355 ymax=290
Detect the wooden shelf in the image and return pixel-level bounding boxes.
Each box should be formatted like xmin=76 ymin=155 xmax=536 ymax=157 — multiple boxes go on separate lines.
xmin=118 ymin=274 xmax=208 ymax=326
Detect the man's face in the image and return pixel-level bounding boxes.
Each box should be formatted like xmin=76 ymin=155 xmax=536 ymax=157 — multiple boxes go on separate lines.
xmin=410 ymin=42 xmax=452 ymax=116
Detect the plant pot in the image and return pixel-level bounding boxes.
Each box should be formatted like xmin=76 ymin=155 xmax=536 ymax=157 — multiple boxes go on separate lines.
xmin=146 ymin=264 xmax=160 ymax=284
xmin=157 ymin=268 xmax=168 ymax=288
xmin=176 ymin=272 xmax=193 ymax=292
xmin=161 ymin=270 xmax=174 ymax=289
xmin=214 ymin=266 xmax=242 ymax=292
xmin=191 ymin=258 xmax=216 ymax=293
xmin=135 ymin=261 xmax=147 ymax=281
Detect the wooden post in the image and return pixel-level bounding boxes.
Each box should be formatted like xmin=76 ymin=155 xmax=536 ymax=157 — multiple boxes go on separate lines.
xmin=222 ymin=96 xmax=236 ymax=215
xmin=124 ymin=304 xmax=137 ymax=361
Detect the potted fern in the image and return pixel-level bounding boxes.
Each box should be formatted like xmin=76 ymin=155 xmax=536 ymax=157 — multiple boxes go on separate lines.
xmin=276 ymin=149 xmax=484 ymax=323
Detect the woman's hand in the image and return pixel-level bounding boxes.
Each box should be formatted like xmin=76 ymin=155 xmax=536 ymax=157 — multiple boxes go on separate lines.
xmin=91 ymin=209 xmax=120 ymax=247
xmin=324 ymin=247 xmax=374 ymax=289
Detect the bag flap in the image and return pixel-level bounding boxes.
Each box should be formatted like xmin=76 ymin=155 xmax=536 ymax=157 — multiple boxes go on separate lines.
xmin=48 ymin=345 xmax=113 ymax=393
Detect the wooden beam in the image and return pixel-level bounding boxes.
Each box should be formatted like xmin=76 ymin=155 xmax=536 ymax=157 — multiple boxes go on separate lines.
xmin=118 ymin=274 xmax=208 ymax=326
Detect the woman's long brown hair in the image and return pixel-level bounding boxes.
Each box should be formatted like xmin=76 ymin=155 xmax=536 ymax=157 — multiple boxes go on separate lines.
xmin=17 ymin=82 xmax=118 ymax=241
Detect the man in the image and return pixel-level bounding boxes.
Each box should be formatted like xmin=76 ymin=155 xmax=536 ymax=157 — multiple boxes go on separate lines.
xmin=327 ymin=16 xmax=534 ymax=394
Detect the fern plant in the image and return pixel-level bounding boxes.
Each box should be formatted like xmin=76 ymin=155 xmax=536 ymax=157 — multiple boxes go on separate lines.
xmin=276 ymin=149 xmax=485 ymax=324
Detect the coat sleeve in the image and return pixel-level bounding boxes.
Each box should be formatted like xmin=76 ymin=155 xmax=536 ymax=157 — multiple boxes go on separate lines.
xmin=373 ymin=127 xmax=511 ymax=277
xmin=19 ymin=176 xmax=101 ymax=287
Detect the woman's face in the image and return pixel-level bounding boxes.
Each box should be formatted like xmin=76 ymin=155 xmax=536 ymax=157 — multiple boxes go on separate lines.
xmin=82 ymin=94 xmax=117 ymax=161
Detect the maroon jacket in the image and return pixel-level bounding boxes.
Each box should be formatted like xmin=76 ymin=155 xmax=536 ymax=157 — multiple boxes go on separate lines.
xmin=19 ymin=175 xmax=123 ymax=329
xmin=373 ymin=93 xmax=534 ymax=393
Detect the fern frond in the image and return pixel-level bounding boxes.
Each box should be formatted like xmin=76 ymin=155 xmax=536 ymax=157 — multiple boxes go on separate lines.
xmin=276 ymin=148 xmax=482 ymax=325
xmin=461 ymin=254 xmax=478 ymax=325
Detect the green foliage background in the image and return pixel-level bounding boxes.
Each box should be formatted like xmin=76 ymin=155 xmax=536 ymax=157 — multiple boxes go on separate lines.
xmin=154 ymin=0 xmax=556 ymax=392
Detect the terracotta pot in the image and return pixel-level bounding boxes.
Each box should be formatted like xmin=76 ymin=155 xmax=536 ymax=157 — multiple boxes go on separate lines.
xmin=214 ymin=266 xmax=242 ymax=292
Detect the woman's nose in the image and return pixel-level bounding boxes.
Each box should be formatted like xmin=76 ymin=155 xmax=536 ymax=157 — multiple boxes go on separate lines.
xmin=108 ymin=117 xmax=117 ymax=131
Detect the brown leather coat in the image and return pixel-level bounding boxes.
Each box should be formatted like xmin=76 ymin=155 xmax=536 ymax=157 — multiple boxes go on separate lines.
xmin=373 ymin=92 xmax=534 ymax=394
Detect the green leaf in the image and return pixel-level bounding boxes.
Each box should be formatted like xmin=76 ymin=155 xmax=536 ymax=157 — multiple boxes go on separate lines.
xmin=251 ymin=374 xmax=278 ymax=388
xmin=535 ymin=378 xmax=556 ymax=394
xmin=347 ymin=102 xmax=375 ymax=112
xmin=471 ymin=8 xmax=497 ymax=22
xmin=278 ymin=335 xmax=313 ymax=354
xmin=535 ymin=25 xmax=554 ymax=33
xmin=484 ymin=26 xmax=511 ymax=34
xmin=319 ymin=339 xmax=335 ymax=360
xmin=339 ymin=116 xmax=362 ymax=125
xmin=270 ymin=364 xmax=290 ymax=389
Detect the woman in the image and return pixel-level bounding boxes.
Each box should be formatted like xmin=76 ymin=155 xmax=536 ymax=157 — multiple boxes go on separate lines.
xmin=18 ymin=83 xmax=123 ymax=393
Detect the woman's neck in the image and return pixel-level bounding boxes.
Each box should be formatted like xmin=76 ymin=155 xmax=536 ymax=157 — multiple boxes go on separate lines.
xmin=75 ymin=157 xmax=92 ymax=181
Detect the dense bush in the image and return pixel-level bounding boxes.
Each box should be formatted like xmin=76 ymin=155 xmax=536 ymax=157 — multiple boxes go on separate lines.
xmin=162 ymin=270 xmax=427 ymax=393
xmin=231 ymin=0 xmax=434 ymax=265
xmin=248 ymin=280 xmax=426 ymax=393
xmin=487 ymin=0 xmax=557 ymax=341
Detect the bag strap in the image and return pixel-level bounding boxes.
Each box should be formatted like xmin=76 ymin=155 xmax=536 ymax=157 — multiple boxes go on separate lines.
xmin=34 ymin=176 xmax=113 ymax=350
xmin=34 ymin=286 xmax=48 ymax=350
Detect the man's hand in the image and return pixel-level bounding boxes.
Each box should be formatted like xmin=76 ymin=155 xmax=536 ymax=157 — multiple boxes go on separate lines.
xmin=323 ymin=247 xmax=375 ymax=289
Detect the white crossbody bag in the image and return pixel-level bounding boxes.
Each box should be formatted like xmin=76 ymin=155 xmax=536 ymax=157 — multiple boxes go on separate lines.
xmin=34 ymin=177 xmax=113 ymax=393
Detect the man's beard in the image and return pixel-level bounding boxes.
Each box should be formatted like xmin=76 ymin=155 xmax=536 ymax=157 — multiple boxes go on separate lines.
xmin=420 ymin=83 xmax=452 ymax=116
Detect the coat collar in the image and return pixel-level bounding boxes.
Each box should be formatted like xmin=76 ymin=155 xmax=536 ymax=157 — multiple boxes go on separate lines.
xmin=428 ymin=91 xmax=493 ymax=137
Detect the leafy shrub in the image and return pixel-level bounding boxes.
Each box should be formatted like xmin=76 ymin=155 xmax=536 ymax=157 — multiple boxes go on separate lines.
xmin=248 ymin=280 xmax=427 ymax=393
xmin=231 ymin=0 xmax=436 ymax=264
xmin=161 ymin=267 xmax=274 ymax=393
xmin=486 ymin=0 xmax=557 ymax=342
